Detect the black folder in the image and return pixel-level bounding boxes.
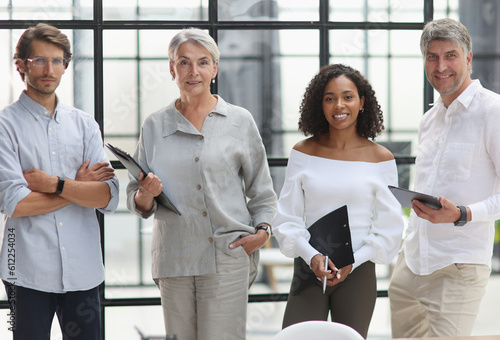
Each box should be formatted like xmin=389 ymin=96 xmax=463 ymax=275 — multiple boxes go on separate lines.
xmin=106 ymin=143 xmax=181 ymax=215
xmin=290 ymin=205 xmax=354 ymax=295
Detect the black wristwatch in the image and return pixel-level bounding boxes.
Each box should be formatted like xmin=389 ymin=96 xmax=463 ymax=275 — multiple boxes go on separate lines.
xmin=55 ymin=176 xmax=65 ymax=195
xmin=454 ymin=205 xmax=467 ymax=226
xmin=256 ymin=225 xmax=271 ymax=240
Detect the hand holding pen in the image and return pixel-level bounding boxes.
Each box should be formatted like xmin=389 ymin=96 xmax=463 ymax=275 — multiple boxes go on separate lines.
xmin=322 ymin=256 xmax=328 ymax=294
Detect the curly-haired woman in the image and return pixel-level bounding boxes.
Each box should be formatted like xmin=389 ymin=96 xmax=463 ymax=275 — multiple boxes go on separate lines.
xmin=272 ymin=64 xmax=404 ymax=338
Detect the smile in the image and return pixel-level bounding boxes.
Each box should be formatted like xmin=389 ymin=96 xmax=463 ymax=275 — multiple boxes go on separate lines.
xmin=334 ymin=114 xmax=349 ymax=119
xmin=435 ymin=74 xmax=452 ymax=79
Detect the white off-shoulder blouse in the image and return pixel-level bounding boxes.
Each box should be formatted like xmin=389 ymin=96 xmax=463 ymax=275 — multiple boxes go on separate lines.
xmin=272 ymin=149 xmax=404 ymax=271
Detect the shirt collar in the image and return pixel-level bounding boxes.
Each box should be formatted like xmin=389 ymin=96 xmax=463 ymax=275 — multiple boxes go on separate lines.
xmin=18 ymin=91 xmax=61 ymax=122
xmin=434 ymin=79 xmax=482 ymax=110
xmin=162 ymin=95 xmax=228 ymax=137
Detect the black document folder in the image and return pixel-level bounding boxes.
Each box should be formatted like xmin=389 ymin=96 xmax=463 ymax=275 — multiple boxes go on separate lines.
xmin=290 ymin=205 xmax=354 ymax=295
xmin=106 ymin=143 xmax=181 ymax=215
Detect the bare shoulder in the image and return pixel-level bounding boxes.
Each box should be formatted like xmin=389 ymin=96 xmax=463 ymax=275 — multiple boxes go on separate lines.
xmin=369 ymin=142 xmax=395 ymax=162
xmin=292 ymin=137 xmax=317 ymax=155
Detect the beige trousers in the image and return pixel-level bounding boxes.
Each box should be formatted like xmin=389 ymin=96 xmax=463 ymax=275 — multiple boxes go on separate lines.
xmin=157 ymin=246 xmax=250 ymax=340
xmin=388 ymin=251 xmax=490 ymax=338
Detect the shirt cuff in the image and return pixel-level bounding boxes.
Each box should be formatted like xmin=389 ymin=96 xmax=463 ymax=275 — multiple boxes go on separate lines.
xmin=352 ymin=245 xmax=376 ymax=271
xmin=468 ymin=202 xmax=485 ymax=222
xmin=295 ymin=236 xmax=320 ymax=267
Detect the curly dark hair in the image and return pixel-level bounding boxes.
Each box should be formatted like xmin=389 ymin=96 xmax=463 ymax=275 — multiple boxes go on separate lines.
xmin=298 ymin=64 xmax=384 ymax=140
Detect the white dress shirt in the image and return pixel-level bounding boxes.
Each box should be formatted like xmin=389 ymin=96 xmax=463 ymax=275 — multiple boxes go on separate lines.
xmin=272 ymin=149 xmax=404 ymax=270
xmin=0 ymin=92 xmax=119 ymax=293
xmin=404 ymin=80 xmax=500 ymax=275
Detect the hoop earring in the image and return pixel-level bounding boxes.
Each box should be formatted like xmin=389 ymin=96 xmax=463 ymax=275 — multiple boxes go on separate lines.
xmin=360 ymin=107 xmax=364 ymax=113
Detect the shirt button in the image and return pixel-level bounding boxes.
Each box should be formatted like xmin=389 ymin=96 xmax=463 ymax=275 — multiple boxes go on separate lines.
xmin=199 ymin=136 xmax=204 ymax=140
xmin=208 ymin=237 xmax=213 ymax=243
xmin=49 ymin=127 xmax=52 ymax=131
xmin=195 ymin=157 xmax=199 ymax=162
xmin=61 ymin=247 xmax=66 ymax=251
xmin=197 ymin=185 xmax=201 ymax=190
xmin=202 ymin=211 xmax=207 ymax=217
xmin=59 ymin=222 xmax=63 ymax=226
xmin=52 ymin=151 xmax=56 ymax=155
xmin=208 ymin=113 xmax=213 ymax=117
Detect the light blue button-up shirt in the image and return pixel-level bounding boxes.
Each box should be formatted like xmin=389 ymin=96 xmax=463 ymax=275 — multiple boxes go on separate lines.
xmin=0 ymin=92 xmax=119 ymax=293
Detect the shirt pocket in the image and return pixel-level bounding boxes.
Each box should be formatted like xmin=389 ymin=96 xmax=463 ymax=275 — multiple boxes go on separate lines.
xmin=439 ymin=143 xmax=474 ymax=182
xmin=63 ymin=143 xmax=84 ymax=179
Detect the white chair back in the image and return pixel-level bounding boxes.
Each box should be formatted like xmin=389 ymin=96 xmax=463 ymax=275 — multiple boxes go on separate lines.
xmin=272 ymin=320 xmax=364 ymax=340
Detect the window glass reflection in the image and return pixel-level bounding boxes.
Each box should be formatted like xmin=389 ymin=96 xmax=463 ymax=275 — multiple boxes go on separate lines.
xmin=103 ymin=0 xmax=208 ymax=20
xmin=330 ymin=0 xmax=423 ymax=22
xmin=390 ymin=30 xmax=421 ymax=56
xmin=218 ymin=0 xmax=319 ymax=21
xmin=5 ymin=0 xmax=92 ymax=20
xmin=103 ymin=60 xmax=138 ymax=135
xmin=104 ymin=213 xmax=140 ymax=286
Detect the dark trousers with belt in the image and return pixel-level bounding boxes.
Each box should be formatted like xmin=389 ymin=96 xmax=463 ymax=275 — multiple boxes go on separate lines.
xmin=282 ymin=261 xmax=377 ymax=339
xmin=3 ymin=281 xmax=101 ymax=340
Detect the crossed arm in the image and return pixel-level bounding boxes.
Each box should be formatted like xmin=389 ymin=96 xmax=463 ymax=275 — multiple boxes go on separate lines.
xmin=12 ymin=160 xmax=115 ymax=218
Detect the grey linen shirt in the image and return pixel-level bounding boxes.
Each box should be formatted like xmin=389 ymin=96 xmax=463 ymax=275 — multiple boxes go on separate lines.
xmin=0 ymin=92 xmax=119 ymax=293
xmin=126 ymin=96 xmax=277 ymax=278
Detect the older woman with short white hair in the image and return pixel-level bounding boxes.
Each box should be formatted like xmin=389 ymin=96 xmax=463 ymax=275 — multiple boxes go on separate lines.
xmin=126 ymin=28 xmax=277 ymax=340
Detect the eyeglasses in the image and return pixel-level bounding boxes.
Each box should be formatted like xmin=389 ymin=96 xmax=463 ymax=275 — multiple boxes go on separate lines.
xmin=26 ymin=57 xmax=67 ymax=68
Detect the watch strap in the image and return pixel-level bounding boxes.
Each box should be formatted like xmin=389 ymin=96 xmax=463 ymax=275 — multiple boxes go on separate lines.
xmin=55 ymin=176 xmax=65 ymax=195
xmin=255 ymin=225 xmax=271 ymax=240
xmin=454 ymin=205 xmax=467 ymax=226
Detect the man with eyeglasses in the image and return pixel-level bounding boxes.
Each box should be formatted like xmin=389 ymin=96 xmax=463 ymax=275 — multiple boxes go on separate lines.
xmin=0 ymin=23 xmax=119 ymax=339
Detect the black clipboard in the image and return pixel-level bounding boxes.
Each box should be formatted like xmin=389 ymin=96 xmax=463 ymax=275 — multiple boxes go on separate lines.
xmin=290 ymin=205 xmax=354 ymax=295
xmin=106 ymin=143 xmax=181 ymax=215
xmin=388 ymin=185 xmax=442 ymax=210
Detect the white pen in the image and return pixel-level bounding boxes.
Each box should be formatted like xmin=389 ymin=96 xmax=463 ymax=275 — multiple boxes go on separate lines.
xmin=323 ymin=255 xmax=328 ymax=294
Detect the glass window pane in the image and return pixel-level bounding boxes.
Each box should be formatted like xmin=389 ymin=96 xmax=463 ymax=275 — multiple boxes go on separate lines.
xmin=103 ymin=60 xmax=138 ymax=135
xmin=105 ymin=306 xmax=164 ymax=338
xmin=103 ymin=30 xmax=137 ymax=58
xmin=219 ymin=0 xmax=319 ymax=21
xmin=331 ymin=30 xmax=389 ymax=57
xmin=218 ymin=30 xmax=318 ymax=158
xmin=103 ymin=0 xmax=208 ymax=20
xmin=389 ymin=1 xmax=423 ymax=22
xmin=104 ymin=213 xmax=140 ymax=286
xmin=139 ymin=30 xmax=179 ymax=58
xmin=390 ymin=57 xmax=424 ymax=131
xmin=331 ymin=0 xmax=423 ymax=22
xmin=278 ymin=56 xmax=319 ymax=156
xmin=390 ymin=30 xmax=422 ymax=56
xmin=139 ymin=60 xmax=179 ymax=125
xmin=6 ymin=0 xmax=92 ymax=20
xmin=330 ymin=0 xmax=365 ymax=22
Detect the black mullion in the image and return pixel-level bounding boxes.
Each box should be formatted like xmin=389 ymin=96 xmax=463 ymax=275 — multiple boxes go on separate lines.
xmin=92 ymin=0 xmax=106 ymax=339
xmin=423 ymin=0 xmax=434 ymax=113
xmin=319 ymin=0 xmax=329 ymax=67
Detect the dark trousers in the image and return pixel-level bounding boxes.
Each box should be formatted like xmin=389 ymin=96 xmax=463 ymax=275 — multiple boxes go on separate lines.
xmin=3 ymin=281 xmax=101 ymax=340
xmin=282 ymin=261 xmax=377 ymax=339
